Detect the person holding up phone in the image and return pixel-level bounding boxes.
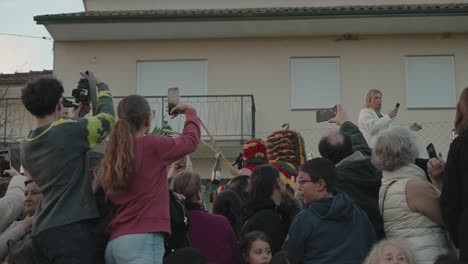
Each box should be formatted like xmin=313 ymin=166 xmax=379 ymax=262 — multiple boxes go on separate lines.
xmin=358 ymin=89 xmax=422 ymax=148
xmin=101 ymin=94 xmax=200 ymax=264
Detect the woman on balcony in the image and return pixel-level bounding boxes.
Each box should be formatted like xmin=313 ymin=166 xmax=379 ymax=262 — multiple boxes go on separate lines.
xmin=358 ymin=89 xmax=421 ymax=148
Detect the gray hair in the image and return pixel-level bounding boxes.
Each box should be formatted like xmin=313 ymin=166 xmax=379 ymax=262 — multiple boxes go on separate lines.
xmin=372 ymin=127 xmax=419 ymax=171
xmin=364 ymin=239 xmax=416 ymax=264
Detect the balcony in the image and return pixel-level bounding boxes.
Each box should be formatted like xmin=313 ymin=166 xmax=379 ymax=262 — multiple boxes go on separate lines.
xmin=0 ymin=95 xmax=256 ymax=158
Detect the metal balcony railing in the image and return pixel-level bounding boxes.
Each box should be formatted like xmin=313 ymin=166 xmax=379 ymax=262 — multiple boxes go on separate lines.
xmin=0 ymin=95 xmax=256 ymax=143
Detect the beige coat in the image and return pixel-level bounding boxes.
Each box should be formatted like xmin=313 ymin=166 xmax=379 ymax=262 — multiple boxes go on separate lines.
xmin=380 ymin=164 xmax=452 ymax=264
xmin=0 ymin=175 xmax=27 ymax=233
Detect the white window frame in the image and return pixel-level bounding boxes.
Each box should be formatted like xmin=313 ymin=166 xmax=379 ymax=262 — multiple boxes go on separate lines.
xmin=405 ymin=55 xmax=456 ymax=109
xmin=136 ymin=59 xmax=208 ymax=96
xmin=290 ymin=57 xmax=341 ymax=110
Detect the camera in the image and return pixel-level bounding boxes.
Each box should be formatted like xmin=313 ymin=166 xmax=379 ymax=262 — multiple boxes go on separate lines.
xmin=63 ymin=71 xmax=98 ymax=112
xmin=72 ymin=79 xmax=90 ymax=105
xmin=72 ymin=71 xmax=93 ymax=105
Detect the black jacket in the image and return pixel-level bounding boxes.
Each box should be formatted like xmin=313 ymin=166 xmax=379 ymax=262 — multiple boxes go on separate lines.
xmin=441 ymin=129 xmax=468 ymax=261
xmin=242 ymin=199 xmax=291 ymax=254
xmin=336 ymin=122 xmax=385 ymax=239
xmin=165 ymin=190 xmax=190 ymax=256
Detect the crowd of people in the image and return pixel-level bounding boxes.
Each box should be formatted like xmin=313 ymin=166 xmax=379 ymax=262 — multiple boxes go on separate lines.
xmin=0 ymin=74 xmax=466 ymax=264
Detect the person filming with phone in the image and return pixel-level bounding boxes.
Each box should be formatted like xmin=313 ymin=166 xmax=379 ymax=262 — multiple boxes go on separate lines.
xmin=358 ymin=89 xmax=422 ymax=148
xmin=101 ymin=91 xmax=200 ymax=264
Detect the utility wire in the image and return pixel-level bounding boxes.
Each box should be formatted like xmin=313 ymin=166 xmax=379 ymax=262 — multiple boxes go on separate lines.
xmin=0 ymin=32 xmax=52 ymax=40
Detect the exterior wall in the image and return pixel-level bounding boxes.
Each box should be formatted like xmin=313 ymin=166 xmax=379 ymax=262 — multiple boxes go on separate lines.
xmin=53 ymin=34 xmax=468 ymax=178
xmin=0 ymin=85 xmax=22 ymax=98
xmin=0 ymin=85 xmax=34 ymax=143
xmin=84 ymin=0 xmax=468 ymax=11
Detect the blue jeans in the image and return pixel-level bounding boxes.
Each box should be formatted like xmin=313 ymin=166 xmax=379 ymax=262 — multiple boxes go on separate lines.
xmin=105 ymin=233 xmax=165 ymax=264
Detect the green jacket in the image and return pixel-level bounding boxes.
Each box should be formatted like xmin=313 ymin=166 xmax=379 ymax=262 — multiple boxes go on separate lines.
xmin=21 ymin=83 xmax=115 ymax=236
xmin=336 ymin=121 xmax=385 ymax=239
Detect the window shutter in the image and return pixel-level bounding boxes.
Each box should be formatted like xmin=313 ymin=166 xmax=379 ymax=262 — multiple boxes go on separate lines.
xmin=291 ymin=57 xmax=341 ymax=109
xmin=406 ymin=56 xmax=456 ymax=108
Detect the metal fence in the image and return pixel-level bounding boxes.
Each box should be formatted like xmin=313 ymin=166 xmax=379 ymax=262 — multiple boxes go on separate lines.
xmin=0 ymin=95 xmax=454 ymax=158
xmin=258 ymin=121 xmax=455 ymax=159
xmin=0 ymin=95 xmax=256 ymax=143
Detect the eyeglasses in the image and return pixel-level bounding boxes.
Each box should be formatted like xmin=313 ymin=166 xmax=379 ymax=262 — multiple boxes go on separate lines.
xmin=297 ymin=179 xmax=314 ymax=187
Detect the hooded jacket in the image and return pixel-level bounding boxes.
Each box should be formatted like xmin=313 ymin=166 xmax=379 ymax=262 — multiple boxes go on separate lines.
xmin=282 ymin=193 xmax=377 ymax=264
xmin=336 ymin=121 xmax=384 ymax=239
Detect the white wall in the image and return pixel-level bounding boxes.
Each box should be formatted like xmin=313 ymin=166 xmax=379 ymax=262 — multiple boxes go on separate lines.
xmin=52 ymin=34 xmax=468 ymax=171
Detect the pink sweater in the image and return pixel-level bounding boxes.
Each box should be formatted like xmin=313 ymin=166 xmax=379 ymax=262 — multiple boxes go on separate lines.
xmin=188 ymin=210 xmax=237 ymax=264
xmin=107 ymin=109 xmax=200 ymax=240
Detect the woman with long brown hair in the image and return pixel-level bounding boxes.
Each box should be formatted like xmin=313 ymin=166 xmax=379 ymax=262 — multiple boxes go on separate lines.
xmin=440 ymin=87 xmax=468 ymax=262
xmin=101 ymin=95 xmax=200 ymax=264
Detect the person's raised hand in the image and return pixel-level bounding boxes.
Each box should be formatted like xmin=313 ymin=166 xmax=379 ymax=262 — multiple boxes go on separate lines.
xmin=70 ymin=103 xmax=91 ymax=117
xmin=4 ymin=167 xmax=20 ymax=177
xmin=410 ymin=122 xmax=423 ymax=131
xmin=388 ymin=109 xmax=398 ymax=119
xmin=328 ymin=104 xmax=348 ymax=126
xmin=21 ymin=216 xmax=33 ymax=233
xmin=170 ymin=101 xmax=193 ymax=117
xmin=80 ymin=72 xmax=102 ymax=85
xmin=427 ymin=155 xmax=445 ymax=184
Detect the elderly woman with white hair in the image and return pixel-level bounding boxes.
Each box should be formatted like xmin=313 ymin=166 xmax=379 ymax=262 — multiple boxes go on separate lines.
xmin=373 ymin=127 xmax=453 ymax=264
xmin=364 ymin=239 xmax=416 ymax=264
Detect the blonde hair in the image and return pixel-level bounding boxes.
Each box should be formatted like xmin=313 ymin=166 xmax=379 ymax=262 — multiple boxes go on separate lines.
xmin=365 ymin=89 xmax=382 ymax=108
xmin=364 ymin=239 xmax=416 ymax=264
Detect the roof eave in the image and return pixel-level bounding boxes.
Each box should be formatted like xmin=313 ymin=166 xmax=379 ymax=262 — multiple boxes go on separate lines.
xmin=34 ymin=7 xmax=468 ymax=25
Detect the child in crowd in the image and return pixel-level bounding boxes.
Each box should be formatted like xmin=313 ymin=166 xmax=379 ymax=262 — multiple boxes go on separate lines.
xmin=239 ymin=231 xmax=273 ymax=264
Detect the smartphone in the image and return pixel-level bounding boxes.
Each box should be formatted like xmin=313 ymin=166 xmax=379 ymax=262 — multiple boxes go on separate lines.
xmin=394 ymin=103 xmax=400 ymax=111
xmin=316 ymin=105 xmax=337 ymax=123
xmin=168 ymin=87 xmax=180 ymax=115
xmin=426 ymin=143 xmax=437 ymax=159
xmin=0 ymin=149 xmax=11 ymax=176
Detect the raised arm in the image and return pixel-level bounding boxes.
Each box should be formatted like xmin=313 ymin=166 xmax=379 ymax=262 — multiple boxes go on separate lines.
xmin=152 ymin=105 xmax=201 ymax=164
xmin=81 ymin=81 xmax=116 ymax=149
xmin=329 ymin=105 xmax=372 ymax=156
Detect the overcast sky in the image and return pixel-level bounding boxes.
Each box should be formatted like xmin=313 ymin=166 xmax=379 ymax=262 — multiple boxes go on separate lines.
xmin=0 ymin=0 xmax=84 ymax=74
